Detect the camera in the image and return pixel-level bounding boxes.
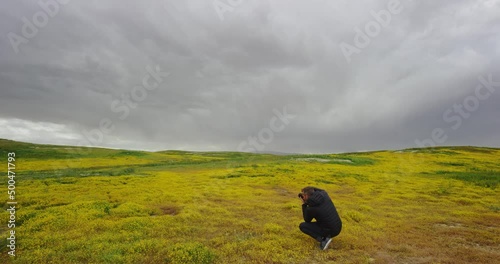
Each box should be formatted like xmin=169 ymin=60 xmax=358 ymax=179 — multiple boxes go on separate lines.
xmin=298 ymin=193 xmax=304 ymax=199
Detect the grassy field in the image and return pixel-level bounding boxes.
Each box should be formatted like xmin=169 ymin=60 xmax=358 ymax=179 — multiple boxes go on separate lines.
xmin=0 ymin=139 xmax=499 ymax=263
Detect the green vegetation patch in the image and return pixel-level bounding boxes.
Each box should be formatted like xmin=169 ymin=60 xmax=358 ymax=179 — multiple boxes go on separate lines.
xmin=290 ymin=154 xmax=376 ymax=166
xmin=113 ymin=151 xmax=148 ymax=157
xmin=0 ymin=147 xmax=88 ymax=160
xmin=451 ymin=171 xmax=499 ymax=188
xmin=432 ymin=170 xmax=499 ymax=188
xmin=436 ymin=162 xmax=465 ymax=167
xmin=333 ymin=155 xmax=376 ymax=165
xmin=452 ymin=146 xmax=497 ymax=154
xmin=17 ymin=166 xmax=139 ymax=180
xmin=0 ymin=139 xmax=125 ymax=160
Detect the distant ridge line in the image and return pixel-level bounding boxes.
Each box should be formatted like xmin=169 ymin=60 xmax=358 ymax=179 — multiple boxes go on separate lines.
xmin=0 ymin=138 xmax=499 ymax=155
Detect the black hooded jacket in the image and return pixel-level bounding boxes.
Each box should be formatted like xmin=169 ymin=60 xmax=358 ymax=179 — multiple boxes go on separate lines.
xmin=302 ymin=188 xmax=342 ymax=235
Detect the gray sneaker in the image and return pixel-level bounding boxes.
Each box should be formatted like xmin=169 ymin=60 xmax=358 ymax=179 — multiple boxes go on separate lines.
xmin=320 ymin=237 xmax=333 ymax=250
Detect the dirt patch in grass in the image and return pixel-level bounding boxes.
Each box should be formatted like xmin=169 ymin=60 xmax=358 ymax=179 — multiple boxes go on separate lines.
xmin=434 ymin=222 xmax=463 ymax=228
xmin=158 ymin=205 xmax=180 ymax=216
xmin=333 ymin=185 xmax=356 ymax=195
xmin=273 ymin=186 xmax=291 ymax=196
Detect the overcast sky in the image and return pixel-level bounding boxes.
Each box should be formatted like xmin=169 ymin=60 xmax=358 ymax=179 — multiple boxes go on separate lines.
xmin=0 ymin=0 xmax=499 ymax=153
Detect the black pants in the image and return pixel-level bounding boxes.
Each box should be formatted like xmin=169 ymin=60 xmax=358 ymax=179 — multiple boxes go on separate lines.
xmin=299 ymin=222 xmax=340 ymax=242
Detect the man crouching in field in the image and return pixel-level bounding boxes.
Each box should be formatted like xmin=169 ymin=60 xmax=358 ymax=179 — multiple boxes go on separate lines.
xmin=299 ymin=186 xmax=342 ymax=250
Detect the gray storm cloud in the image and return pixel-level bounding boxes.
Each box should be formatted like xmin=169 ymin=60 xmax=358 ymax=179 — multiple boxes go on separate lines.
xmin=0 ymin=0 xmax=499 ymax=153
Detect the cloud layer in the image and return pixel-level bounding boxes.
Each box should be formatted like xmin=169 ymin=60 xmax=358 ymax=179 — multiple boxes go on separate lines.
xmin=1 ymin=0 xmax=499 ymax=153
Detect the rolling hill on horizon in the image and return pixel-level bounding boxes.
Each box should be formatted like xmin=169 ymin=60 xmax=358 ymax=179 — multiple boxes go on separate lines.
xmin=2 ymin=137 xmax=500 ymax=155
